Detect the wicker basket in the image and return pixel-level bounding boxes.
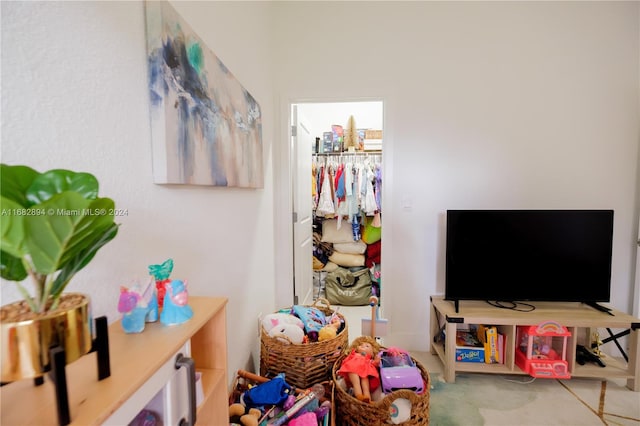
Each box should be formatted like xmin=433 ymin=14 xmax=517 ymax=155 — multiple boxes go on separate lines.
xmin=260 ymin=298 xmax=348 ymax=389
xmin=230 ymin=369 xmax=336 ymax=426
xmin=332 ymin=336 xmax=430 ymax=425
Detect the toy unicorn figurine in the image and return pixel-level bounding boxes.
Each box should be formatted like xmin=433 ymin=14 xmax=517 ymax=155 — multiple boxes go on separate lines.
xmin=148 ymin=258 xmax=174 ymax=310
xmin=118 ymin=277 xmax=159 ymax=333
xmin=160 ymin=279 xmax=194 ymax=325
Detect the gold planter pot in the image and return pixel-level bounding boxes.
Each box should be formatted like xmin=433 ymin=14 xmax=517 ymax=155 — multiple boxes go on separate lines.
xmin=0 ymin=293 xmax=93 ymax=382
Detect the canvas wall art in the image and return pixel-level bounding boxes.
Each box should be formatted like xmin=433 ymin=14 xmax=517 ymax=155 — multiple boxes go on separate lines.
xmin=145 ymin=1 xmax=263 ymax=188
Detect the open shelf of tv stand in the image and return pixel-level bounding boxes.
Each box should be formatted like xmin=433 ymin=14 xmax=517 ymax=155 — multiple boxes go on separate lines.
xmin=429 ymin=296 xmax=640 ymax=391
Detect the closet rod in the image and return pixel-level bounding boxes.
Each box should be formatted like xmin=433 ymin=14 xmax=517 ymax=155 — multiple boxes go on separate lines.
xmin=314 ymin=151 xmax=381 ymax=156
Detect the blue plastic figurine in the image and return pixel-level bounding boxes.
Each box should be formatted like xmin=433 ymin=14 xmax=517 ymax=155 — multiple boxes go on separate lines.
xmin=160 ymin=279 xmax=194 ymax=325
xmin=118 ymin=278 xmax=159 ymax=333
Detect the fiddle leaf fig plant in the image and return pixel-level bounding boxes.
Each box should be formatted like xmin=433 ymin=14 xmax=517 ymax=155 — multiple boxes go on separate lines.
xmin=0 ymin=164 xmax=119 ymax=314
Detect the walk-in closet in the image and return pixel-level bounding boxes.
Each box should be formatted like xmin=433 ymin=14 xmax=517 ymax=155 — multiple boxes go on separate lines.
xmin=293 ymin=101 xmax=384 ymax=312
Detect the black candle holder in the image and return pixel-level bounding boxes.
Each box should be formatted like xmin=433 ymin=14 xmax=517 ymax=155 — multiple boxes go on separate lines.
xmin=33 ymin=316 xmax=111 ymax=426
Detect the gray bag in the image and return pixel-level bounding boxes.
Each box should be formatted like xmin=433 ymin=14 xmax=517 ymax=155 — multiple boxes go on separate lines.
xmin=325 ymin=267 xmax=372 ymax=306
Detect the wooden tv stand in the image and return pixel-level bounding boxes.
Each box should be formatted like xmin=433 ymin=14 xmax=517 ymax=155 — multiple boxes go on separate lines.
xmin=430 ymin=296 xmax=640 ymax=391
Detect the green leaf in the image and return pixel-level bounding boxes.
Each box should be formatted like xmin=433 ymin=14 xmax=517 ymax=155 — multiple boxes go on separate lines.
xmin=56 ymin=198 xmax=117 ymax=268
xmin=0 ymin=250 xmax=27 ymax=281
xmin=26 ymin=169 xmax=99 ymax=205
xmin=0 ymin=164 xmax=40 ymax=207
xmin=51 ymin=222 xmax=119 ymax=298
xmin=24 ymin=192 xmax=93 ymax=275
xmin=0 ymin=196 xmax=26 ymax=257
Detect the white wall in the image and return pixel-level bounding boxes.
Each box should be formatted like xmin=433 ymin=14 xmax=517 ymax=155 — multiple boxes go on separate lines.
xmin=1 ymin=0 xmax=276 ymax=382
xmin=297 ymin=101 xmax=384 ymax=141
xmin=273 ymin=1 xmax=640 ymax=351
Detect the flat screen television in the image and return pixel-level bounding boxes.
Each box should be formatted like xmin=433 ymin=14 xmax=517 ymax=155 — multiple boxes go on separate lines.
xmin=445 ymin=209 xmax=614 ymax=312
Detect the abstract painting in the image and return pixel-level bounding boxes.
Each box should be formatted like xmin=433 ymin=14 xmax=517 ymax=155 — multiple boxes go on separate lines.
xmin=145 ymin=1 xmax=263 ymax=188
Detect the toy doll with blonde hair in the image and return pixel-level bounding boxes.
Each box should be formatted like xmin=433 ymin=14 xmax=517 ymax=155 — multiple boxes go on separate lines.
xmin=337 ymin=339 xmax=380 ymax=403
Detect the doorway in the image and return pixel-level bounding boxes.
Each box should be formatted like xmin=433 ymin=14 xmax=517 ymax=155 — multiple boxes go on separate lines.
xmin=291 ymin=101 xmax=384 ymax=320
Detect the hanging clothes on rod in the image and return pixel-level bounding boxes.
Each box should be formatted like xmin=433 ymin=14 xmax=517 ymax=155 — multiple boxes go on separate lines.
xmin=315 ymin=160 xmax=335 ymax=217
xmin=312 ymin=153 xmax=382 ymax=221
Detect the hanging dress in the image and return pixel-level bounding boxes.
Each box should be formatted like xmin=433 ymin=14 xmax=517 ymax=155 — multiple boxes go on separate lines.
xmin=335 ymin=163 xmax=349 ymax=227
xmin=345 ymin=162 xmax=359 ymax=223
xmin=374 ymin=164 xmax=382 ymax=212
xmin=312 ymin=163 xmax=318 ymax=209
xmin=363 ymin=165 xmax=378 ymax=216
xmin=316 ymin=165 xmax=335 ymax=217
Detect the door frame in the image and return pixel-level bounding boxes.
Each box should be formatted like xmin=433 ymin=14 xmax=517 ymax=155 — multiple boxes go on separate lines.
xmin=273 ymin=96 xmax=387 ymax=308
xmin=291 ymin=105 xmax=314 ymax=306
xmin=634 ymin=218 xmax=640 ymax=317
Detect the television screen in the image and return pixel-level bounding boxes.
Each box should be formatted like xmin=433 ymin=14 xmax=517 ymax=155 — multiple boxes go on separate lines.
xmin=445 ymin=210 xmax=614 ymax=307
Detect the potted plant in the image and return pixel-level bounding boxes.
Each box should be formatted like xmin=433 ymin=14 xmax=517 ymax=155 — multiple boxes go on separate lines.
xmin=0 ymin=164 xmax=119 ymax=382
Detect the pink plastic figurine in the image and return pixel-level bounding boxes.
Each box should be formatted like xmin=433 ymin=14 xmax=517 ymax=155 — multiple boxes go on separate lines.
xmin=118 ymin=278 xmax=159 ymax=333
xmin=160 ymin=279 xmax=193 ymax=325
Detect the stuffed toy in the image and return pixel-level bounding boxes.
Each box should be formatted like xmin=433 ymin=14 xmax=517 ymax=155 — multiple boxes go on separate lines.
xmin=262 ymin=313 xmax=305 ymax=344
xmin=262 ymin=313 xmax=304 ymax=333
xmin=242 ymin=374 xmax=294 ymax=409
xmin=269 ymin=323 xmax=304 ymax=344
xmin=291 ymin=305 xmax=326 ymax=341
xmin=228 ymin=403 xmax=261 ymax=426
xmin=318 ymin=317 xmax=341 ymax=342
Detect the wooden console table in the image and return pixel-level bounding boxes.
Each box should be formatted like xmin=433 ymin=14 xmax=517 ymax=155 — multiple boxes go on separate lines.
xmin=0 ymin=296 xmax=228 ymax=425
xmin=430 ymin=296 xmax=639 ymax=391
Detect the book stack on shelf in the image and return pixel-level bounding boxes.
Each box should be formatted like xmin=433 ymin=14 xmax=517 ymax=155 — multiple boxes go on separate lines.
xmin=454 ymin=326 xmax=504 ymax=364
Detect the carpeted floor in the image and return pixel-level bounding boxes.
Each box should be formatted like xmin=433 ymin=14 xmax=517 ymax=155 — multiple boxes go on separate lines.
xmin=413 ymin=352 xmax=640 ymax=426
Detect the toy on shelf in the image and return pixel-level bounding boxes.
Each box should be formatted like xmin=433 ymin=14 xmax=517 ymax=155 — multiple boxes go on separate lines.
xmin=576 ymin=344 xmax=606 ymax=367
xmin=591 ymin=331 xmax=605 ymax=357
xmin=118 ymin=277 xmax=159 ymax=333
xmin=160 ymin=279 xmax=194 ymax=325
xmin=515 ymin=321 xmax=571 ymax=379
xmin=148 ymin=258 xmax=174 ymax=309
xmin=477 ymin=325 xmax=503 ymax=364
xmin=129 ymin=409 xmax=159 ymax=426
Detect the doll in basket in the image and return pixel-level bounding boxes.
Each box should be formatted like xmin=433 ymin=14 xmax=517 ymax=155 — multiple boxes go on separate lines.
xmin=337 ymin=341 xmax=380 ymax=403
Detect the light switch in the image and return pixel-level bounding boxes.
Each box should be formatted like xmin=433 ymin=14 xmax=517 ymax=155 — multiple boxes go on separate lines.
xmin=402 ymin=194 xmax=413 ymax=211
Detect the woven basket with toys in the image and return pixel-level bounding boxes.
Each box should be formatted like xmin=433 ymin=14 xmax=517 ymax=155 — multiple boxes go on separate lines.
xmin=331 ymin=336 xmax=430 ymax=425
xmin=229 ymin=369 xmax=335 ymax=426
xmin=260 ymin=298 xmax=348 ymax=389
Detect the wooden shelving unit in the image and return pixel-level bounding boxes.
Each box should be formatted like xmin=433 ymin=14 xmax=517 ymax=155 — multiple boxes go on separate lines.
xmin=430 ymin=296 xmax=640 ymax=391
xmin=0 ymin=296 xmax=228 ymax=425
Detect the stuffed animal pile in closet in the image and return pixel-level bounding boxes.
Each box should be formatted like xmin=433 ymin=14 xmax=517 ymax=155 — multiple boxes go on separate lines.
xmin=313 ymin=216 xmax=381 ymax=306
